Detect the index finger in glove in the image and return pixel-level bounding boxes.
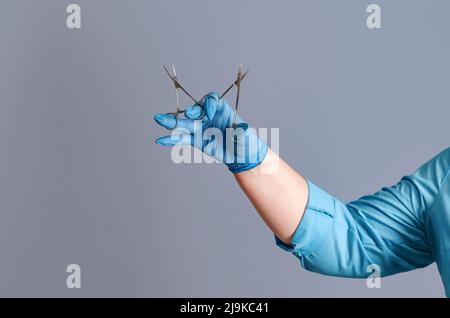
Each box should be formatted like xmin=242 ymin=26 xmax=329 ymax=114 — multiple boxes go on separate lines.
xmin=203 ymin=92 xmax=222 ymax=120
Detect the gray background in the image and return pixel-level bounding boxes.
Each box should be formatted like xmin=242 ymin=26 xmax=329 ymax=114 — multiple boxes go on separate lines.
xmin=0 ymin=0 xmax=448 ymax=297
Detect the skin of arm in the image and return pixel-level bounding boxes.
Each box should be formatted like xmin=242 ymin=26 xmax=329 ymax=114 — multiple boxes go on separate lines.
xmin=234 ymin=148 xmax=309 ymax=245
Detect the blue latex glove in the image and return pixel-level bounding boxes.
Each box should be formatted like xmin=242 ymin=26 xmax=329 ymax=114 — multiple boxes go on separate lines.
xmin=154 ymin=92 xmax=268 ymax=173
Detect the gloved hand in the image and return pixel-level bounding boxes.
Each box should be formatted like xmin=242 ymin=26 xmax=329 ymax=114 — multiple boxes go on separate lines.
xmin=154 ymin=92 xmax=268 ymax=173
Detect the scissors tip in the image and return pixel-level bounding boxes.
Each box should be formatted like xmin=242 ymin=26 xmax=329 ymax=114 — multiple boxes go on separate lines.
xmin=163 ymin=65 xmax=171 ymax=75
xmin=238 ymin=64 xmax=243 ymax=76
xmin=172 ymin=63 xmax=177 ymax=76
xmin=241 ymin=69 xmax=249 ymax=79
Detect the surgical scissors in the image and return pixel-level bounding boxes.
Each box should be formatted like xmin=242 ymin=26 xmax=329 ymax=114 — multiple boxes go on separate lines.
xmin=163 ymin=64 xmax=248 ymax=128
xmin=163 ymin=64 xmax=201 ymax=117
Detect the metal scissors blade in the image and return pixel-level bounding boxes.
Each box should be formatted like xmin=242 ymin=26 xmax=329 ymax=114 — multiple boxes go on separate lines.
xmin=171 ymin=64 xmax=181 ymax=117
xmin=163 ymin=65 xmax=201 ymax=105
xmin=220 ymin=67 xmax=249 ymax=99
xmin=230 ymin=65 xmax=247 ymax=128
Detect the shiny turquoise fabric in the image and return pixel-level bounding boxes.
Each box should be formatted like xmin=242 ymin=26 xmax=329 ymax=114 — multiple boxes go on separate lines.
xmin=276 ymin=148 xmax=450 ymax=296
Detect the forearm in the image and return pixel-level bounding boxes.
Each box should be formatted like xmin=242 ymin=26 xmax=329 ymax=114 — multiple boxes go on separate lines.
xmin=154 ymin=93 xmax=308 ymax=245
xmin=234 ymin=148 xmax=309 ymax=245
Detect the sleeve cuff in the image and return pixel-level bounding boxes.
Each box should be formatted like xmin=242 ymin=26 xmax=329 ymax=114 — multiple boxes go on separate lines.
xmin=275 ymin=179 xmax=336 ymax=256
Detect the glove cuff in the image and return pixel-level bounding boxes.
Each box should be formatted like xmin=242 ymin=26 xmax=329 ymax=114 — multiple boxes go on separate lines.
xmin=227 ymin=144 xmax=269 ymax=174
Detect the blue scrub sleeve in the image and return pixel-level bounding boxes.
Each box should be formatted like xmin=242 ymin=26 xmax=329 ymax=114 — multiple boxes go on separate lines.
xmin=276 ymin=174 xmax=435 ymax=278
